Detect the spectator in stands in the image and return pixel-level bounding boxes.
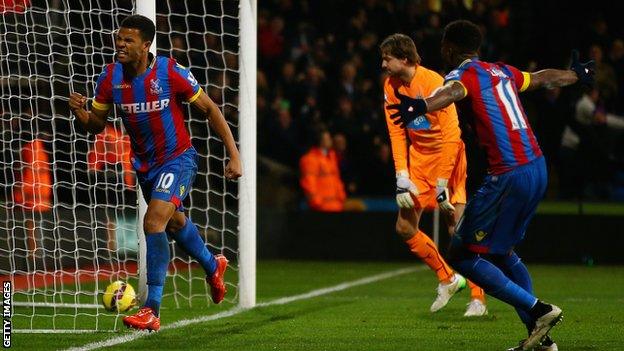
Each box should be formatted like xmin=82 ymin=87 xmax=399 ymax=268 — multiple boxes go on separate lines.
xmin=264 ymin=100 xmax=301 ymax=168
xmin=332 ymin=132 xmax=358 ymax=195
xmin=259 ymin=14 xmax=285 ymax=76
xmin=297 ymin=65 xmax=327 ymax=116
xmin=277 ymin=61 xmax=300 ymax=111
xmin=608 ymin=39 xmax=624 ymax=113
xmin=589 ymin=44 xmax=618 ymax=107
xmin=532 ymin=87 xmax=568 ymax=174
xmin=14 ymin=133 xmax=52 ymax=259
xmin=560 ymin=88 xmax=624 ymax=199
xmin=87 ymin=124 xmax=134 ymax=187
xmin=256 ymin=1 xmax=624 ymax=202
xmin=299 ymin=128 xmax=346 ymax=212
xmin=87 ymin=124 xmax=135 ymax=250
xmin=335 ymin=62 xmax=358 ymax=102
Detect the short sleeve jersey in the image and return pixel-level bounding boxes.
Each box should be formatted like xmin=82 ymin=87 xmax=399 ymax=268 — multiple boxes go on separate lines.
xmin=444 ymin=58 xmax=542 ymax=174
xmin=92 ymin=55 xmax=202 ymax=172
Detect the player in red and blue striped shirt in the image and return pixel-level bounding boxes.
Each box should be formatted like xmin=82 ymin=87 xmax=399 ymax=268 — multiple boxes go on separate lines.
xmin=442 ymin=57 xmax=543 ymax=175
xmin=385 ymin=20 xmax=594 ymax=350
xmin=69 ymin=15 xmax=242 ymax=331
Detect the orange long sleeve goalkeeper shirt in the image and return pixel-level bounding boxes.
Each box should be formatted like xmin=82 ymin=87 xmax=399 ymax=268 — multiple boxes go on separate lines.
xmin=383 ymin=65 xmax=463 ymax=182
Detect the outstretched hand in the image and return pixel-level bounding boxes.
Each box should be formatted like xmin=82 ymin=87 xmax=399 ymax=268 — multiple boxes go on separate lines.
xmin=570 ymin=49 xmax=595 ymax=86
xmin=385 ymin=87 xmax=427 ymax=128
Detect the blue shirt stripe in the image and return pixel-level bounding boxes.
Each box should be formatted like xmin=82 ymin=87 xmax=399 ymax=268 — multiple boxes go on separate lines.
xmin=130 ymin=73 xmax=156 ymax=165
xmin=111 ymin=64 xmax=123 ymax=107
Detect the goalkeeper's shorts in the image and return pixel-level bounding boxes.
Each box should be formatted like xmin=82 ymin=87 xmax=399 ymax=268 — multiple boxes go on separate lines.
xmin=452 ymin=156 xmax=547 ymax=255
xmin=137 ymin=147 xmax=197 ymax=211
xmin=409 ymin=142 xmax=467 ymax=210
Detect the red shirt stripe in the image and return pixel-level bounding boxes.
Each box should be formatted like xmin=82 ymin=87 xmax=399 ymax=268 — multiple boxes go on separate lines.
xmin=143 ymin=66 xmax=167 ymax=165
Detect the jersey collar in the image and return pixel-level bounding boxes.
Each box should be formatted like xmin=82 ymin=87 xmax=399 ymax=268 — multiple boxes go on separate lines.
xmin=123 ymin=53 xmax=156 ymax=80
xmin=457 ymin=56 xmax=478 ymax=69
xmin=147 ymin=53 xmax=156 ymax=69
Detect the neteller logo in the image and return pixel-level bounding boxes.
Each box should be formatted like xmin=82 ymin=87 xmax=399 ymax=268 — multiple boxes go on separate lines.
xmin=119 ymin=99 xmax=170 ymax=114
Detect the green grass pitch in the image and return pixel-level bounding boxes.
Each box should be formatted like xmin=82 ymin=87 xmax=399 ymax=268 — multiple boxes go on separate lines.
xmin=11 ymin=261 xmax=624 ymax=350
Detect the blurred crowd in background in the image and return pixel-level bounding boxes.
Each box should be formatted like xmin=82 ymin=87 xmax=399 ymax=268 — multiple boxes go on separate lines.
xmin=3 ymin=0 xmax=624 ymax=215
xmin=1 ymin=0 xmax=239 ymax=259
xmin=1 ymin=0 xmax=239 ymax=214
xmin=257 ymin=0 xmax=624 ymax=210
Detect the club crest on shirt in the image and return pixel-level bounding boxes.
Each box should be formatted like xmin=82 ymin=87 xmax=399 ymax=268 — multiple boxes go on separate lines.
xmin=179 ymin=185 xmax=185 ymax=196
xmin=475 ymin=230 xmax=487 ymax=242
xmin=150 ymin=78 xmax=163 ymax=95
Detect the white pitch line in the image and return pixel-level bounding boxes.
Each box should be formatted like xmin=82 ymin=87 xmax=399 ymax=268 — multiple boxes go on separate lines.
xmin=64 ymin=265 xmax=423 ymax=351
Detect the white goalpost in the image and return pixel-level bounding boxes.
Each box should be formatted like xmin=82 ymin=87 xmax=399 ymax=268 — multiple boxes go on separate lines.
xmin=0 ymin=0 xmax=256 ymax=332
xmin=237 ymin=0 xmax=257 ymax=309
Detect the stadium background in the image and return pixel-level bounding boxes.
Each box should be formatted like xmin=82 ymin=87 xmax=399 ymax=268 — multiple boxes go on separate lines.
xmin=256 ymin=0 xmax=624 ymax=264
xmin=2 ymin=0 xmax=623 ymax=268
xmin=0 ymin=0 xmax=242 ymax=279
xmin=0 ymin=0 xmax=622 ymax=349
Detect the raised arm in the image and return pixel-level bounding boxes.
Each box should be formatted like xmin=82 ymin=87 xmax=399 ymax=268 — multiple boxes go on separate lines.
xmin=526 ymin=50 xmax=594 ymax=91
xmin=526 ymin=69 xmax=578 ymax=90
xmin=190 ymin=91 xmax=242 ymax=179
xmin=69 ymin=93 xmax=109 ymax=134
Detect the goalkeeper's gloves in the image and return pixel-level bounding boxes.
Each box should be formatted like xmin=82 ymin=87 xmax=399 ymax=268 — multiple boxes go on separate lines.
xmin=570 ymin=49 xmax=595 ymax=86
xmin=385 ymin=87 xmax=428 ymax=128
xmin=435 ymin=179 xmax=455 ymax=213
xmin=396 ymin=170 xmax=419 ymax=209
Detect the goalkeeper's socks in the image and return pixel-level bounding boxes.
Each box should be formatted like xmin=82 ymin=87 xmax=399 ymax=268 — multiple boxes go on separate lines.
xmin=451 ymin=256 xmax=537 ymax=311
xmin=171 ymin=217 xmax=217 ymax=276
xmin=144 ymin=232 xmax=170 ymax=316
xmin=488 ymin=252 xmax=535 ymax=330
xmin=405 ymin=230 xmax=454 ymax=283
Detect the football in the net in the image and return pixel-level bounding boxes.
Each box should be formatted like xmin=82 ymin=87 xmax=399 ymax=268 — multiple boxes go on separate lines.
xmin=102 ymin=281 xmax=137 ymax=312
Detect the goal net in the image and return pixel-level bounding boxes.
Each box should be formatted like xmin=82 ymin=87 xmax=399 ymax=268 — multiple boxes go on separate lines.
xmin=0 ymin=0 xmax=251 ymax=332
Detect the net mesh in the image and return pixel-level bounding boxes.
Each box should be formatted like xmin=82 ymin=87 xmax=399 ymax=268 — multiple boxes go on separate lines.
xmin=0 ymin=0 xmax=240 ymax=331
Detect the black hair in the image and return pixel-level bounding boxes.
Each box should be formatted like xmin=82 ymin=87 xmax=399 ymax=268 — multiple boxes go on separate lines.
xmin=442 ymin=20 xmax=482 ymax=54
xmin=120 ymin=15 xmax=155 ymax=43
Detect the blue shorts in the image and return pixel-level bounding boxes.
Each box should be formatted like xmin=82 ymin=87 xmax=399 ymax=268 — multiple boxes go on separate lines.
xmin=137 ymin=148 xmax=197 ymax=211
xmin=453 ymin=156 xmax=547 ymax=255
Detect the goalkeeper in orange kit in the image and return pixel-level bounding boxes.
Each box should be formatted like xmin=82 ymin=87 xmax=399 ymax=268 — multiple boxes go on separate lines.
xmin=380 ymin=33 xmax=486 ymax=316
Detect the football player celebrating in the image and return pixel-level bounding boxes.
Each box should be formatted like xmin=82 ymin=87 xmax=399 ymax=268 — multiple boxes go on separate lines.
xmin=68 ymin=15 xmax=242 ymax=331
xmin=386 ymin=20 xmax=594 ymax=350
